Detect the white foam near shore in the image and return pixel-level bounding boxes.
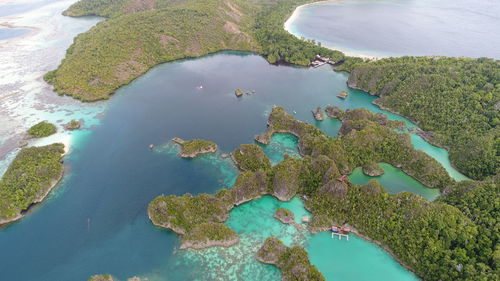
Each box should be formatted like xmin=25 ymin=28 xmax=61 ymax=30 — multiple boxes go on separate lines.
xmin=0 ymin=0 xmax=105 ymax=175
xmin=284 ymin=0 xmax=385 ymax=60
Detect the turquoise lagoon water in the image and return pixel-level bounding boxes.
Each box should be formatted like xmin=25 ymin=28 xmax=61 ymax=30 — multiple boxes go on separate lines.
xmin=0 ymin=52 xmax=465 ymax=280
xmin=286 ymin=0 xmax=500 ymax=59
xmin=349 ymin=163 xmax=440 ymax=200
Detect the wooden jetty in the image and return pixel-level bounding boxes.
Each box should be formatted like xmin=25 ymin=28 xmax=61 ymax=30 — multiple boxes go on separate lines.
xmin=331 ymin=225 xmax=351 ymax=240
xmin=311 ymin=55 xmax=336 ymax=68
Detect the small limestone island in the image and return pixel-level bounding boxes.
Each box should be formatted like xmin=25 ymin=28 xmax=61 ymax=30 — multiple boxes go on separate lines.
xmin=64 ymin=119 xmax=81 ymax=130
xmin=337 ymin=90 xmax=348 ymax=99
xmin=89 ymin=275 xmax=142 ymax=281
xmin=311 ymin=107 xmax=325 ymax=121
xmin=27 ymin=121 xmax=57 ymax=138
xmin=235 ymin=88 xmax=255 ymax=97
xmin=257 ymin=238 xmax=325 ymax=281
xmin=172 ymin=137 xmax=217 ymax=158
xmin=0 ymin=143 xmax=65 ymax=225
xmin=362 ymin=162 xmax=385 ymax=177
xmin=274 ymin=208 xmax=295 ymax=224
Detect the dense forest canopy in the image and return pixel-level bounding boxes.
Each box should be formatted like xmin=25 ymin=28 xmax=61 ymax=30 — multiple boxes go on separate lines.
xmin=339 ymin=57 xmax=499 ymax=180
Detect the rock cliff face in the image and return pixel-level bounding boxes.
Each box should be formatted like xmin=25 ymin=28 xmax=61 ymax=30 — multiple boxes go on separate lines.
xmin=271 ymin=157 xmax=302 ymax=201
xmin=311 ymin=107 xmax=325 ymax=121
xmin=172 ymin=138 xmax=218 ymax=158
xmin=274 ymin=208 xmax=295 ymax=224
xmin=362 ymin=162 xmax=385 ymax=176
xmin=256 ymin=238 xmax=326 ymax=281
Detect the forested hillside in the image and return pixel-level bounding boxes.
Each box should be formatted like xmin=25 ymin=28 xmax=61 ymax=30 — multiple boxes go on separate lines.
xmin=45 ymin=0 xmax=343 ymax=101
xmin=339 ymin=57 xmax=499 ymax=179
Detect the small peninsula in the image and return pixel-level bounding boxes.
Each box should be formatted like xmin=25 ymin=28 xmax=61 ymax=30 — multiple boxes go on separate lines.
xmin=256 ymin=237 xmax=325 ymax=281
xmin=27 ymin=121 xmax=57 ymax=138
xmin=0 ymin=143 xmax=65 ymax=225
xmin=172 ymin=138 xmax=217 ymax=158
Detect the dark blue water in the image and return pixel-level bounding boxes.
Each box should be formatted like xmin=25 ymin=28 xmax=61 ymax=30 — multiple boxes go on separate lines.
xmin=288 ymin=0 xmax=500 ymax=59
xmin=0 ymin=28 xmax=30 ymax=40
xmin=0 ymin=52 xmax=451 ymax=280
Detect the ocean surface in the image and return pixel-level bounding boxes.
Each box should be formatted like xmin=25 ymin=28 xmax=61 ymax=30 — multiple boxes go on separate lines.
xmin=286 ymin=0 xmax=500 ymax=59
xmin=0 ymin=0 xmax=485 ymax=280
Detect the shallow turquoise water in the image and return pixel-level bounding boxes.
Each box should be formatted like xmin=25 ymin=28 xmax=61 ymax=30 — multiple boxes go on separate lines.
xmin=0 ymin=52 xmax=464 ymax=280
xmin=307 ymin=232 xmax=419 ymax=281
xmin=150 ymin=196 xmax=418 ymax=281
xmin=287 ymin=0 xmax=500 ymax=59
xmin=259 ymin=133 xmax=301 ymax=165
xmin=349 ymin=163 xmax=440 ymax=200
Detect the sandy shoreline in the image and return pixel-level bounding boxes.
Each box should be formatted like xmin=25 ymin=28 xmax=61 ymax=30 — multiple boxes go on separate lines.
xmin=284 ymin=0 xmax=384 ymax=60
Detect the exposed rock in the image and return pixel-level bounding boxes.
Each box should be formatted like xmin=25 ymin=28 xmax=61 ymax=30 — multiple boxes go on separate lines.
xmin=362 ymin=162 xmax=384 ymax=177
xmin=64 ymin=119 xmax=81 ymax=130
xmin=172 ymin=138 xmax=218 ymax=158
xmin=311 ymin=107 xmax=325 ymax=121
xmin=318 ymin=180 xmax=349 ymax=199
xmin=256 ymin=238 xmax=325 ymax=281
xmin=325 ymin=105 xmax=343 ymax=119
xmin=337 ymin=90 xmax=348 ymax=99
xmin=235 ymin=88 xmax=244 ymax=97
xmin=231 ymin=144 xmax=271 ymax=171
xmin=362 ymin=180 xmax=385 ymax=195
xmin=180 ymin=222 xmax=239 ymax=249
xmin=89 ymin=275 xmax=114 ymax=281
xmin=274 ymin=208 xmax=295 ymax=224
xmin=271 ymin=157 xmax=302 ymax=201
xmin=256 ymin=237 xmax=287 ymax=265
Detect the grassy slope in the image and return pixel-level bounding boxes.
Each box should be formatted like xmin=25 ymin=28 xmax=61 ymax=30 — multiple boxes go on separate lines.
xmin=46 ymin=0 xmax=261 ymax=101
xmin=46 ymin=0 xmax=344 ymax=101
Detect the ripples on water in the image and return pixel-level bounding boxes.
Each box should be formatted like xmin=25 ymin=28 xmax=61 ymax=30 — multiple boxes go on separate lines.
xmin=286 ymin=0 xmax=500 ymax=59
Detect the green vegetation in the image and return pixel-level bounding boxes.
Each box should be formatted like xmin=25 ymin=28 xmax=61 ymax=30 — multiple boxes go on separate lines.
xmin=253 ymin=0 xmax=343 ymax=66
xmin=89 ymin=275 xmax=114 ymax=281
xmin=65 ymin=119 xmax=81 ymax=130
xmin=338 ymin=56 xmax=499 ymax=180
xmin=263 ymin=106 xmax=451 ymax=189
xmin=256 ymin=237 xmax=325 ymax=281
xmin=439 ymin=177 xmax=500 ymax=272
xmin=274 ymin=208 xmax=295 ymax=224
xmin=27 ymin=121 xmax=57 ymax=138
xmin=0 ymin=143 xmax=65 ymax=223
xmin=231 ymin=144 xmax=271 ymax=172
xmin=181 ymin=222 xmax=238 ymax=249
xmin=46 ymin=0 xmax=344 ymax=101
xmin=362 ymin=162 xmax=384 ymax=177
xmin=173 ymin=138 xmax=217 ymax=158
xmin=47 ymin=0 xmax=260 ymax=101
